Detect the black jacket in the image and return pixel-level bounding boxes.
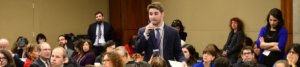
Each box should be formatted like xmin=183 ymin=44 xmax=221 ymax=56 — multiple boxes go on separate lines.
xmin=88 ymin=21 xmax=115 ymax=44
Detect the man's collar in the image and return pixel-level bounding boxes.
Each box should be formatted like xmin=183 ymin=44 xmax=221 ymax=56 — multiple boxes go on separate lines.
xmin=156 ymin=21 xmax=164 ymax=29
xmin=40 ymin=58 xmax=49 ymax=65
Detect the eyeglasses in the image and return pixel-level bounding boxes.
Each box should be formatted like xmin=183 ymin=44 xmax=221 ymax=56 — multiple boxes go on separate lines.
xmin=0 ymin=57 xmax=7 ymax=62
xmin=242 ymin=52 xmax=253 ymax=55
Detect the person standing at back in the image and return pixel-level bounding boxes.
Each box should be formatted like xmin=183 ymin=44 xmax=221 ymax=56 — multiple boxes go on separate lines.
xmin=88 ymin=11 xmax=115 ymax=56
xmin=256 ymin=8 xmax=288 ymax=67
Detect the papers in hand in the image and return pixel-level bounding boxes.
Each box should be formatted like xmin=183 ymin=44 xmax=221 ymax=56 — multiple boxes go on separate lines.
xmin=168 ymin=60 xmax=183 ymax=67
xmin=263 ymin=50 xmax=271 ymax=56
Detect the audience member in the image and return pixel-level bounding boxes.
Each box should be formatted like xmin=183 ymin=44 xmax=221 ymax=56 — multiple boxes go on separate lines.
xmin=206 ymin=44 xmax=222 ymax=57
xmin=233 ymin=46 xmax=266 ymax=67
xmin=242 ymin=37 xmax=253 ymax=47
xmin=193 ymin=44 xmax=219 ymax=67
xmin=88 ymin=11 xmax=115 ymax=56
xmin=214 ymin=57 xmax=230 ymax=67
xmin=51 ymin=47 xmax=79 ymax=67
xmin=124 ymin=35 xmax=137 ymax=57
xmin=0 ymin=38 xmax=24 ymax=67
xmin=222 ymin=17 xmax=245 ymax=63
xmin=274 ymin=60 xmax=289 ymax=67
xmin=50 ymin=47 xmax=68 ymax=67
xmin=30 ymin=42 xmax=52 ymax=67
xmin=182 ymin=44 xmax=200 ymax=66
xmin=149 ymin=56 xmax=167 ymax=67
xmin=73 ymin=39 xmax=96 ymax=67
xmin=95 ymin=40 xmax=116 ymax=63
xmin=0 ymin=50 xmax=16 ymax=67
xmin=286 ymin=43 xmax=300 ymax=67
xmin=253 ymin=41 xmax=261 ymax=59
xmin=24 ymin=44 xmax=39 ymax=67
xmin=0 ymin=38 xmax=10 ymax=50
xmin=102 ymin=51 xmax=123 ymax=67
xmin=36 ymin=33 xmax=47 ymax=44
xmin=171 ymin=19 xmax=187 ymax=41
xmin=132 ymin=53 xmax=144 ymax=62
xmin=256 ymin=8 xmax=288 ymax=67
xmin=58 ymin=35 xmax=74 ymax=57
xmin=12 ymin=36 xmax=29 ymax=58
xmin=115 ymin=46 xmax=131 ymax=65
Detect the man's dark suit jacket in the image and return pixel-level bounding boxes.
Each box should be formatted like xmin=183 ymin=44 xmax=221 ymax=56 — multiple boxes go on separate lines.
xmin=135 ymin=24 xmax=185 ymax=65
xmin=88 ymin=21 xmax=115 ymax=44
xmin=30 ymin=58 xmax=47 ymax=67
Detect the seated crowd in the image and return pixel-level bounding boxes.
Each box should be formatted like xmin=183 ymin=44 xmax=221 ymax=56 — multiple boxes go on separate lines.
xmin=0 ymin=3 xmax=295 ymax=67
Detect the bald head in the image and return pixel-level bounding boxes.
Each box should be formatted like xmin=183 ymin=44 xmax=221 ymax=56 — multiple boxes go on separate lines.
xmin=0 ymin=38 xmax=9 ymax=50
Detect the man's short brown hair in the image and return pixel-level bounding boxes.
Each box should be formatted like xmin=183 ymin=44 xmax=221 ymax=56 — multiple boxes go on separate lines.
xmin=95 ymin=11 xmax=103 ymax=16
xmin=147 ymin=2 xmax=164 ymax=12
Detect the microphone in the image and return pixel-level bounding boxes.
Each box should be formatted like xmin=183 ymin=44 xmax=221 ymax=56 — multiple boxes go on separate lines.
xmin=146 ymin=21 xmax=156 ymax=34
xmin=150 ymin=21 xmax=157 ymax=25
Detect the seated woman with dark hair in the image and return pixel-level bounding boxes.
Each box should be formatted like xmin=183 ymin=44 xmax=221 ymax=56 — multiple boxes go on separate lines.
xmin=72 ymin=39 xmax=96 ymax=67
xmin=36 ymin=33 xmax=47 ymax=44
xmin=182 ymin=44 xmax=200 ymax=66
xmin=286 ymin=43 xmax=300 ymax=67
xmin=12 ymin=36 xmax=29 ymax=58
xmin=171 ymin=19 xmax=187 ymax=41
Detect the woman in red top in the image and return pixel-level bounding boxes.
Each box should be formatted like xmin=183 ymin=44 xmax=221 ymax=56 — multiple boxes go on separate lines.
xmin=124 ymin=35 xmax=137 ymax=57
xmin=23 ymin=44 xmax=39 ymax=67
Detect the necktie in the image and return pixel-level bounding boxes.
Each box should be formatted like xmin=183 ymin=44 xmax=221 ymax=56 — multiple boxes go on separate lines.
xmin=46 ymin=61 xmax=51 ymax=67
xmin=155 ymin=28 xmax=161 ymax=49
xmin=98 ymin=24 xmax=102 ymax=39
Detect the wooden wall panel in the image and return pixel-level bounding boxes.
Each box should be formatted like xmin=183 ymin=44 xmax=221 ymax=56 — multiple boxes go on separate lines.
xmin=281 ymin=0 xmax=293 ymax=51
xmin=109 ymin=0 xmax=151 ymax=45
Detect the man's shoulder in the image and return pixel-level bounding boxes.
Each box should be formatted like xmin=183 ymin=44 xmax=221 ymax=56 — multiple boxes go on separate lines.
xmin=30 ymin=60 xmax=41 ymax=67
xmin=89 ymin=22 xmax=98 ymax=26
xmin=164 ymin=25 xmax=178 ymax=34
xmin=138 ymin=27 xmax=146 ymax=32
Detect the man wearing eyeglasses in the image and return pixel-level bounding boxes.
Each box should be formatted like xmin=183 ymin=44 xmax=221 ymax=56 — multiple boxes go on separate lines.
xmin=233 ymin=46 xmax=266 ymax=67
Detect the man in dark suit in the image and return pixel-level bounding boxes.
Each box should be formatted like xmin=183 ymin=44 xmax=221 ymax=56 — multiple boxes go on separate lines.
xmin=135 ymin=2 xmax=186 ymax=67
xmin=50 ymin=47 xmax=79 ymax=67
xmin=30 ymin=42 xmax=52 ymax=67
xmin=88 ymin=11 xmax=115 ymax=56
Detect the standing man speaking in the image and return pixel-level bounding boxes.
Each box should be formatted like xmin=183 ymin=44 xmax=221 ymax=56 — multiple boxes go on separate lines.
xmin=135 ymin=2 xmax=186 ymax=67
